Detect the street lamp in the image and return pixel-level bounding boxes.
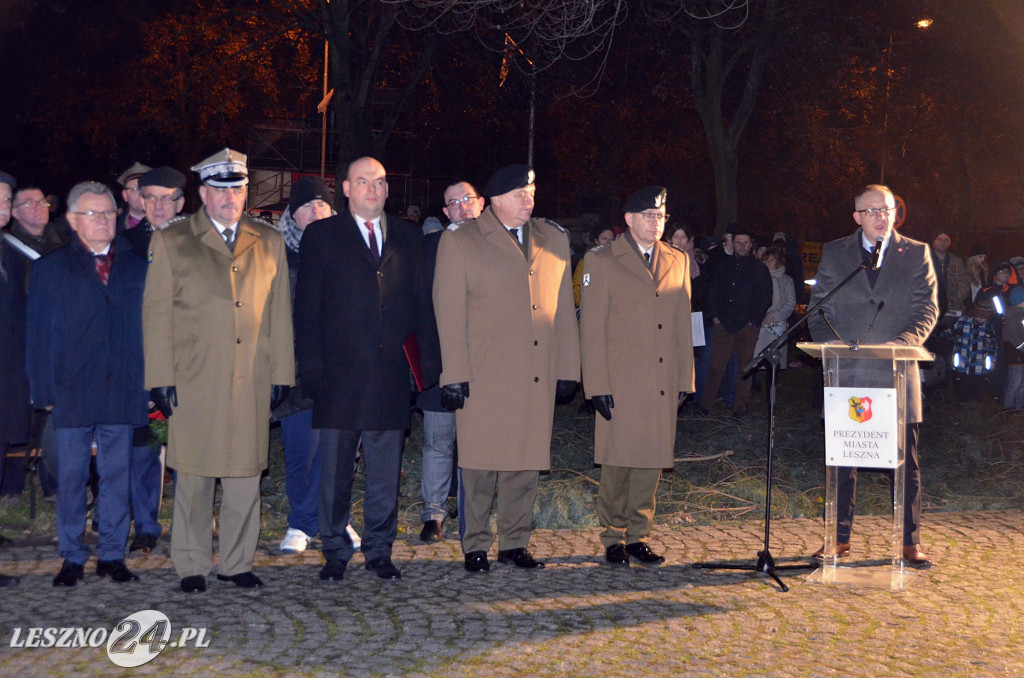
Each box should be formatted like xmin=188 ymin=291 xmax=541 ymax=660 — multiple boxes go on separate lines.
xmin=879 ymin=18 xmax=932 ymax=183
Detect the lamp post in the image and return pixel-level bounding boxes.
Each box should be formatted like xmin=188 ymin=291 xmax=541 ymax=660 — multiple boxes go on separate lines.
xmin=879 ymin=19 xmax=932 ymax=184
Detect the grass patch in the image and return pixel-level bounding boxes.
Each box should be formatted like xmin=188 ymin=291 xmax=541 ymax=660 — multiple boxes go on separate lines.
xmin=3 ymin=364 xmax=1022 ymax=545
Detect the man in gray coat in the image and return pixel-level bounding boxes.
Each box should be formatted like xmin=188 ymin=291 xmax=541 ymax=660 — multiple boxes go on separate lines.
xmin=808 ymin=184 xmax=938 ymax=565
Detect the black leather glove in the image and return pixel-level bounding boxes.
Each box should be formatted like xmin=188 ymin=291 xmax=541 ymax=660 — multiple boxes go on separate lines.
xmin=151 ymin=386 xmax=177 ymax=418
xmin=270 ymin=384 xmax=291 ymax=410
xmin=591 ymin=394 xmax=614 ymax=421
xmin=555 ymin=379 xmax=578 ymax=401
xmin=441 ymin=382 xmax=469 ymax=411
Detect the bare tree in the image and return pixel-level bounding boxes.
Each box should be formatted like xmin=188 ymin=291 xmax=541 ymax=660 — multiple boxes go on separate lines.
xmin=241 ymin=1 xmax=440 ymax=171
xmin=388 ymin=0 xmax=795 ymax=235
xmin=643 ymin=0 xmax=791 ymax=235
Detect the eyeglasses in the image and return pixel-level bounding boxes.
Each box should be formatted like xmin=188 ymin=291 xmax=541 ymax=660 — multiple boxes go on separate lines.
xmin=143 ymin=194 xmax=180 ymax=205
xmin=445 ymin=195 xmax=481 ymax=209
xmin=15 ymin=199 xmax=51 ymax=209
xmin=638 ymin=212 xmax=669 ymax=223
xmin=856 ymin=207 xmax=894 ymax=218
xmin=70 ymin=209 xmax=117 ymax=220
xmin=125 ymin=186 xmax=141 ymax=193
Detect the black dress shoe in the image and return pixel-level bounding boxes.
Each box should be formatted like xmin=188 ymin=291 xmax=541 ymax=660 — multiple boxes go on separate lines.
xmin=365 ymin=557 xmax=401 ymax=580
xmin=216 ymin=571 xmax=264 ymax=588
xmin=53 ymin=560 xmax=85 ymax=587
xmin=419 ymin=520 xmax=442 ymax=543
xmin=180 ymin=575 xmax=207 ymax=593
xmin=605 ymin=543 xmax=629 ymax=565
xmin=625 ymin=541 xmax=665 ymax=565
xmin=0 ymin=573 xmax=20 ymax=588
xmin=97 ymin=559 xmax=140 ymax=583
xmin=497 ymin=547 xmax=545 ymax=569
xmin=319 ymin=560 xmax=348 ymax=581
xmin=129 ymin=532 xmax=158 ymax=553
xmin=464 ymin=550 xmax=490 ymax=572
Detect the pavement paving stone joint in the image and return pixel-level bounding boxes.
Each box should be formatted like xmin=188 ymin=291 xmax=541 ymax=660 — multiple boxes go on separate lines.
xmin=1 ymin=511 xmax=1023 ymax=676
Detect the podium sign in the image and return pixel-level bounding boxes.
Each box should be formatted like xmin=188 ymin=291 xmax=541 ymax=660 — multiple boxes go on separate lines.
xmin=823 ymin=386 xmax=898 ymax=468
xmin=798 ymin=342 xmax=932 ymax=590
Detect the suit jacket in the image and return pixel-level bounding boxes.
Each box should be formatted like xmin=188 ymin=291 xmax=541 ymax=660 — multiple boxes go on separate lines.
xmin=26 ymin=235 xmax=149 ymax=429
xmin=433 ymin=207 xmax=581 ymax=471
xmin=294 ymin=212 xmax=435 ymax=430
xmin=808 ymin=228 xmax=938 ymax=423
xmin=580 ymin=237 xmax=694 ymax=468
xmin=0 ymin=244 xmax=30 ymax=444
xmin=143 ymin=210 xmax=294 ymax=477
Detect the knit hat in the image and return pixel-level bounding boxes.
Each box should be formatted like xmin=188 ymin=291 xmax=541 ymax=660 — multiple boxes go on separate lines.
xmin=288 ymin=176 xmax=333 ymax=214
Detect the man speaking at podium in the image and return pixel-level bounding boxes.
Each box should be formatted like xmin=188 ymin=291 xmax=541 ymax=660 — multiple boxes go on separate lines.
xmin=808 ymin=184 xmax=938 ymax=565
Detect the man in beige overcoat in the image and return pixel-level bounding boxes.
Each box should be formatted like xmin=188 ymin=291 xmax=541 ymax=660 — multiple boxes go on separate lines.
xmin=433 ymin=165 xmax=580 ymax=573
xmin=143 ymin=148 xmax=294 ymax=593
xmin=580 ymin=186 xmax=694 ymax=566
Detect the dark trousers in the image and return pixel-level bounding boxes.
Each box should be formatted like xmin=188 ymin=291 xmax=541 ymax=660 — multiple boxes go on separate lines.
xmin=699 ymin=324 xmax=758 ymax=412
xmin=319 ymin=429 xmax=403 ymax=563
xmin=55 ymin=424 xmax=132 ymax=564
xmin=836 ymin=423 xmax=922 ymax=546
xmin=129 ymin=444 xmax=163 ymax=537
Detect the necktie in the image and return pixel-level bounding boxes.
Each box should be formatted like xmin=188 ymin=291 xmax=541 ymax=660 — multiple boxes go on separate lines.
xmin=366 ymin=222 xmax=381 ymax=264
xmin=94 ymin=253 xmax=111 ymax=285
xmin=509 ymin=227 xmax=520 ymax=244
xmin=644 ymin=251 xmax=651 ymax=266
xmin=223 ymin=227 xmax=235 ymax=252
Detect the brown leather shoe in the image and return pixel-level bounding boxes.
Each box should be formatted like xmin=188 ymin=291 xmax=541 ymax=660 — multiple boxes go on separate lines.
xmin=902 ymin=544 xmax=930 ymax=565
xmin=811 ymin=542 xmax=851 ymax=559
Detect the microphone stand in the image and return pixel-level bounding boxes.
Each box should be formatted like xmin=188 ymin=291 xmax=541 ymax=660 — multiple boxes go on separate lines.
xmin=692 ymin=253 xmax=874 ymax=591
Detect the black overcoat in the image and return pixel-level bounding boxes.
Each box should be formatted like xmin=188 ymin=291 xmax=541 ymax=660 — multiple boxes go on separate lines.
xmin=294 ymin=213 xmax=437 ymax=430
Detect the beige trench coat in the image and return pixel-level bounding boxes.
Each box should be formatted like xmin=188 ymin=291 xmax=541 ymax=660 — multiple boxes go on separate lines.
xmin=580 ymin=238 xmax=694 ymax=468
xmin=433 ymin=208 xmax=580 ymax=471
xmin=143 ymin=210 xmax=294 ymax=477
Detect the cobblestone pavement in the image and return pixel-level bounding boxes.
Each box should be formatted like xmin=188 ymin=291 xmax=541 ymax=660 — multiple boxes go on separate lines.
xmin=1 ymin=510 xmax=1022 ymax=677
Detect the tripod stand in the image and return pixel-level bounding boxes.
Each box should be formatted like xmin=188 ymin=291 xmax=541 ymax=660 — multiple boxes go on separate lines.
xmin=692 ymin=251 xmax=878 ymax=591
xmin=691 ymin=346 xmax=813 ymax=592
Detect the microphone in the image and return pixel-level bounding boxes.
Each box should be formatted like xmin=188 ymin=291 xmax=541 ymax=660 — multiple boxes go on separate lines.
xmin=870 ymin=237 xmax=883 ymax=271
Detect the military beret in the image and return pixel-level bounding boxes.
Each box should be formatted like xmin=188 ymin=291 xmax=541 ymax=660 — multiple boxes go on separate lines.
xmin=191 ymin=147 xmax=248 ymax=187
xmin=117 ymin=161 xmax=151 ymax=187
xmin=0 ymin=170 xmax=16 ymax=191
xmin=483 ymin=164 xmax=535 ymax=198
xmin=139 ymin=166 xmax=186 ymax=191
xmin=288 ymin=175 xmax=333 ymax=214
xmin=622 ymin=185 xmax=667 ymax=213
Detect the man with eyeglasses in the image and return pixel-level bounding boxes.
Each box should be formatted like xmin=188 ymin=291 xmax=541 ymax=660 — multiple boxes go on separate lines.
xmin=808 ymin=184 xmax=938 ymax=565
xmin=696 ymin=226 xmax=772 ymax=418
xmin=580 ymin=186 xmax=693 ymax=566
xmin=123 ymin=166 xmax=187 ymax=259
xmin=3 ymin=182 xmax=64 ymax=504
xmin=115 ymin=162 xmax=151 ymax=234
xmin=143 ymin=148 xmax=295 ymax=593
xmin=122 ymin=166 xmax=189 ymax=554
xmin=8 ymin=186 xmax=64 ymax=257
xmin=414 ymin=181 xmax=486 ymax=544
xmin=26 ymin=181 xmax=150 ymax=586
xmin=434 ymin=165 xmax=580 ymax=572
